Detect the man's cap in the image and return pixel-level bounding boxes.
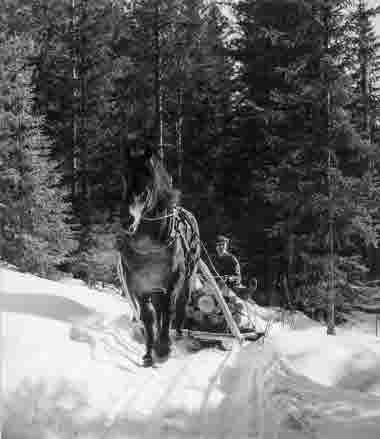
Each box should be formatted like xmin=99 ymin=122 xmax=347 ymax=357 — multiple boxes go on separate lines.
xmin=216 ymin=235 xmax=229 ymax=244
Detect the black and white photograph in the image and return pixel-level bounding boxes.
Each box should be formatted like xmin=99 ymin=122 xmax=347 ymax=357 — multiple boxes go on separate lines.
xmin=2 ymin=1 xmax=380 ymax=438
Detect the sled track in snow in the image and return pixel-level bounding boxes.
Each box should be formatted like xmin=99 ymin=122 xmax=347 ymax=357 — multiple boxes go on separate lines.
xmin=69 ymin=306 xmax=287 ymax=438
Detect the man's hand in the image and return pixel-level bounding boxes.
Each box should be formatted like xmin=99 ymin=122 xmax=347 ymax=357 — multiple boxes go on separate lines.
xmin=222 ymin=275 xmax=241 ymax=286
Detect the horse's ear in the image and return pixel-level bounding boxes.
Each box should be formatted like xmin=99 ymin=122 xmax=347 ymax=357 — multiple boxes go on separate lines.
xmin=143 ymin=147 xmax=153 ymax=162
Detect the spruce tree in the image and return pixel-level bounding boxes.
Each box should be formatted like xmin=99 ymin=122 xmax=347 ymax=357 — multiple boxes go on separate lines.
xmin=348 ymin=1 xmax=380 ymax=276
xmin=0 ymin=34 xmax=75 ymax=276
xmin=229 ymin=0 xmax=378 ymax=316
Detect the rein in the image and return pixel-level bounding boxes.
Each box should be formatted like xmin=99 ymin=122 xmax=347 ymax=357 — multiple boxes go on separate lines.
xmin=142 ymin=212 xmax=175 ymax=221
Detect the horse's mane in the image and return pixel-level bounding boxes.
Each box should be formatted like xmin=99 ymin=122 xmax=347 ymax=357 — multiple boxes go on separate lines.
xmin=150 ymin=156 xmax=180 ymax=212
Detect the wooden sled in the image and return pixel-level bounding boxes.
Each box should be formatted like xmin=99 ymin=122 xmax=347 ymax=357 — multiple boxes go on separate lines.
xmin=180 ymin=259 xmax=265 ymax=345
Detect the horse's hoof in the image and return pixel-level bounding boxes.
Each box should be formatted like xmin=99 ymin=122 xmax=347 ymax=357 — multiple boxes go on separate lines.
xmin=154 ymin=342 xmax=171 ymax=358
xmin=142 ymin=354 xmax=154 ymax=367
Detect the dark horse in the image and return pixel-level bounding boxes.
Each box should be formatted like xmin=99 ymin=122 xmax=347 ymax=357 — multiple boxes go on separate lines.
xmin=117 ymin=148 xmax=200 ymax=367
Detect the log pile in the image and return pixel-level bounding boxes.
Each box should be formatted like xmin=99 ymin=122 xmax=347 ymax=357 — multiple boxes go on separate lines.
xmin=184 ymin=269 xmax=247 ymax=333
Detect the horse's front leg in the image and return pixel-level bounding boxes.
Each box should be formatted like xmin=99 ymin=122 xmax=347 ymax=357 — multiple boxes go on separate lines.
xmin=139 ymin=295 xmax=155 ymax=367
xmin=171 ymin=267 xmax=188 ymax=338
xmin=154 ymin=293 xmax=172 ymax=358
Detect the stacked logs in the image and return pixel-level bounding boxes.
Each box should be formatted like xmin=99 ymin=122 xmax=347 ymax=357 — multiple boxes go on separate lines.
xmin=185 ymin=280 xmax=245 ymax=332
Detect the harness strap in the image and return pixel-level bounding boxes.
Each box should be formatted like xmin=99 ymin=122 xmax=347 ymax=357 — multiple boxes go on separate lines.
xmin=117 ymin=252 xmax=140 ymax=321
xmin=142 ymin=206 xmax=177 ymax=246
xmin=143 ymin=212 xmax=175 ymax=221
xmin=175 ymin=207 xmax=200 ymax=280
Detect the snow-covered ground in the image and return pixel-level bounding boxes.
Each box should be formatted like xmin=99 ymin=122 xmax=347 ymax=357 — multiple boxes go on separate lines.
xmin=2 ymin=265 xmax=380 ymax=438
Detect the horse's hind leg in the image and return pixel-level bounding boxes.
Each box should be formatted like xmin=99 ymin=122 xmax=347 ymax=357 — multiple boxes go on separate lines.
xmin=139 ymin=295 xmax=155 ymax=367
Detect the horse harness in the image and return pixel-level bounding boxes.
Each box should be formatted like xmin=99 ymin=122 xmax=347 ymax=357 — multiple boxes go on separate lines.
xmin=142 ymin=205 xmax=200 ymax=280
xmin=119 ymin=205 xmax=199 ymax=283
xmin=118 ymin=205 xmax=200 ymax=321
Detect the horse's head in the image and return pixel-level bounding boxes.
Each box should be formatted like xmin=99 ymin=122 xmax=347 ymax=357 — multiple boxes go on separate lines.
xmin=121 ymin=147 xmax=154 ymax=235
xmin=121 ymin=147 xmax=178 ymax=235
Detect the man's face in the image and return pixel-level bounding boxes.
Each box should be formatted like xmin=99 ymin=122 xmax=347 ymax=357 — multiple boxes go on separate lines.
xmin=216 ymin=241 xmax=227 ymax=256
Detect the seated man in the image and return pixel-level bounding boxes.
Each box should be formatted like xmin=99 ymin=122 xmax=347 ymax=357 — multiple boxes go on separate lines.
xmin=214 ymin=235 xmax=257 ymax=301
xmin=214 ymin=235 xmax=242 ymax=291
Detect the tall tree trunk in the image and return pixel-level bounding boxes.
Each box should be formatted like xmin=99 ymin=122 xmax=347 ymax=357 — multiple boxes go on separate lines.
xmin=176 ymin=88 xmax=184 ymax=186
xmin=287 ymin=231 xmax=295 ymax=288
xmin=327 ymin=151 xmax=336 ymax=335
xmin=154 ymin=0 xmax=164 ymax=160
xmin=71 ymin=0 xmax=79 ymax=201
xmin=72 ymin=0 xmax=90 ymax=252
xmin=359 ymin=0 xmax=370 ymax=138
xmin=79 ymin=42 xmax=90 ymax=224
xmin=322 ymin=1 xmax=336 ymax=335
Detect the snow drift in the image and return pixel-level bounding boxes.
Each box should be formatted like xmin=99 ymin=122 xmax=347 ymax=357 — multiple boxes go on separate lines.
xmin=2 ymin=265 xmax=380 ymax=438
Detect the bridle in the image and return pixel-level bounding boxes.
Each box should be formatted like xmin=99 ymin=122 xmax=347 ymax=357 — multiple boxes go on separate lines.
xmin=140 ymin=187 xmax=176 ymax=223
xmin=123 ymin=187 xmax=178 ymax=253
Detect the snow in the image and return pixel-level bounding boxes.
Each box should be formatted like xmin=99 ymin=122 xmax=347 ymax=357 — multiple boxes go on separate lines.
xmin=2 ymin=265 xmax=380 ymax=438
